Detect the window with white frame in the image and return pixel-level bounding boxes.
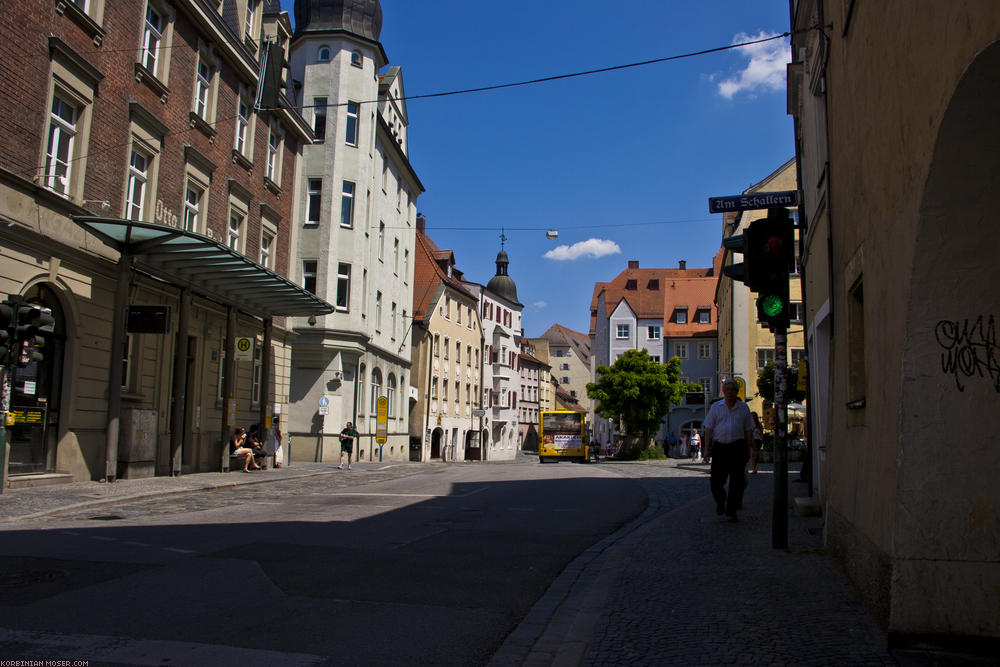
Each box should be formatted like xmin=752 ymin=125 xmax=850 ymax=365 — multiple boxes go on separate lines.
xmin=361 ymin=269 xmax=368 ymax=314
xmin=699 ymin=377 xmax=712 ymax=394
xmin=443 ymin=336 xmax=449 ymax=360
xmin=44 ymin=94 xmax=78 ymax=196
xmin=259 ymin=230 xmax=273 ymax=269
xmin=265 ymin=123 xmax=282 ymax=184
xmin=378 ymin=222 xmax=385 ymax=259
xmin=675 ymin=308 xmax=688 ymax=324
xmin=616 ymin=323 xmax=630 ymax=339
xmin=675 ymin=343 xmax=689 ymax=359
xmin=340 ymin=181 xmax=355 ymax=227
xmin=433 ymin=334 xmax=440 ymax=357
xmin=244 ymin=0 xmax=258 ymax=40
xmin=194 ymin=54 xmax=212 ymax=120
xmin=647 ymin=325 xmax=661 ymax=340
xmin=227 ymin=211 xmax=243 ymax=251
xmin=560 ymin=363 xmax=569 ymax=370
xmin=125 ymin=146 xmax=151 ymax=220
xmin=306 ymin=178 xmax=322 ymax=225
xmin=142 ymin=4 xmax=164 ymax=73
xmin=791 ymin=301 xmax=804 ymax=323
xmin=375 ymin=291 xmax=382 ymax=330
xmin=345 ymin=101 xmax=359 ymax=146
xmin=757 ymin=347 xmax=775 ymax=369
xmin=184 ymin=179 xmax=205 ymax=233
xmin=467 ymin=345 xmax=472 ymax=366
xmin=235 ymin=92 xmax=251 ymax=156
xmin=336 ymin=263 xmax=350 ymax=311
xmin=390 ymin=302 xmax=397 ymax=339
xmin=697 ymin=308 xmax=711 ymax=324
xmin=312 ymin=97 xmax=327 ymax=142
xmin=387 ymin=375 xmax=396 ymax=417
xmin=392 ymin=238 xmax=399 ymax=275
xmin=357 ymin=365 xmax=366 ymax=414
xmin=698 ymin=342 xmax=712 ymax=359
xmin=370 ymin=369 xmax=381 ymax=413
xmin=791 ymin=348 xmax=806 ymax=366
xmin=431 ymin=376 xmax=438 ymax=400
xmin=651 ymin=355 xmax=661 ymax=363
xmin=302 ymin=260 xmax=317 ymax=293
xmin=402 ymin=249 xmax=409 ymax=283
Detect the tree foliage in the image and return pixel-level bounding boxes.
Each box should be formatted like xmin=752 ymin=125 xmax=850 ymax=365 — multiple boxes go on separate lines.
xmin=587 ymin=349 xmax=696 ymax=450
xmin=756 ymin=361 xmax=806 ymax=403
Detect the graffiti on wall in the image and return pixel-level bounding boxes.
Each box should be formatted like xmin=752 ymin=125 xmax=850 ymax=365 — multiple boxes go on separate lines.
xmin=935 ymin=315 xmax=999 ymax=392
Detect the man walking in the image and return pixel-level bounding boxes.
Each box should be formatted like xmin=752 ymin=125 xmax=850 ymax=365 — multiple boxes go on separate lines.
xmin=703 ymin=379 xmax=754 ymax=522
xmin=339 ymin=421 xmax=358 ymax=470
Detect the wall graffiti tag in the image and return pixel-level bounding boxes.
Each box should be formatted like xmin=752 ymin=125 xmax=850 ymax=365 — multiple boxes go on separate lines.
xmin=934 ymin=315 xmax=999 ymax=392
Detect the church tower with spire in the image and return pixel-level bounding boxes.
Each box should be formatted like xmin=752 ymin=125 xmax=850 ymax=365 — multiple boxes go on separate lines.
xmin=287 ymin=0 xmax=424 ymax=462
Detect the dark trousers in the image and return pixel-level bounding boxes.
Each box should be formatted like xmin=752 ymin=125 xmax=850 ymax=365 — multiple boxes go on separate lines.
xmin=710 ymin=440 xmax=748 ymax=515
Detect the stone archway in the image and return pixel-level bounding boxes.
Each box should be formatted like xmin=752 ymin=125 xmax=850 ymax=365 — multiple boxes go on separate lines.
xmin=897 ymin=40 xmax=1000 ymax=636
xmin=430 ymin=427 xmax=443 ymax=459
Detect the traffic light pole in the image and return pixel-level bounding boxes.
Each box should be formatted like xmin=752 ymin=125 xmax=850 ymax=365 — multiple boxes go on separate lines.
xmin=772 ymin=329 xmax=789 ymax=549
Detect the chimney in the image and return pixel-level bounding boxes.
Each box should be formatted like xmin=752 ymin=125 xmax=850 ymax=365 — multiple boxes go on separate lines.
xmin=627 ymin=260 xmax=639 ymax=270
xmin=678 ymin=260 xmax=686 ymax=270
xmin=416 ymin=212 xmax=426 ymax=233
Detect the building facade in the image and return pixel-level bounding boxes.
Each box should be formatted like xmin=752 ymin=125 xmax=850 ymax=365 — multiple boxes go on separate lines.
xmin=590 ymin=260 xmax=719 ymax=446
xmin=463 ymin=250 xmax=522 ymax=460
xmin=789 ymin=0 xmax=1000 ymax=644
xmin=286 ymin=0 xmax=423 ymax=463
xmin=0 ymin=0 xmax=326 ymax=485
xmin=535 ymin=324 xmax=592 ymax=420
xmin=517 ymin=345 xmax=545 ymax=452
xmin=408 ymin=219 xmax=483 ymax=461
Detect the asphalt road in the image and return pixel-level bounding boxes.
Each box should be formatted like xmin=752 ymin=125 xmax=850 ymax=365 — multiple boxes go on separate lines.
xmin=0 ymin=461 xmax=704 ymax=666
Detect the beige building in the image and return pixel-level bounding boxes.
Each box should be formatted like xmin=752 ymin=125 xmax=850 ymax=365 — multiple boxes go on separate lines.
xmin=409 ymin=220 xmax=483 ymax=461
xmin=715 ymin=159 xmax=804 ymax=418
xmin=534 ymin=324 xmax=592 ymax=416
xmin=789 ymin=0 xmax=1000 ymax=645
xmin=525 ymin=338 xmax=555 ymax=412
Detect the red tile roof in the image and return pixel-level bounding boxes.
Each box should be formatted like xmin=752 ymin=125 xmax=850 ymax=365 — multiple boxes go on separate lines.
xmin=589 ymin=260 xmax=717 ymax=335
xmin=412 ymin=230 xmax=476 ymax=321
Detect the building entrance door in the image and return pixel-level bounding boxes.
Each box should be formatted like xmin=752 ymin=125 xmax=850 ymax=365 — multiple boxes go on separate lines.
xmin=6 ymin=285 xmax=64 ymax=475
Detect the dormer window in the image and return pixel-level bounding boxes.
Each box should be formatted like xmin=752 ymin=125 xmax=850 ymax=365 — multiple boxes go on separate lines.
xmin=674 ymin=308 xmax=688 ymax=324
xmin=625 ymin=279 xmax=637 ymax=290
xmin=317 ymin=46 xmax=331 ymax=62
xmin=697 ymin=308 xmax=711 ymax=324
xmin=647 ymin=279 xmax=659 ymax=290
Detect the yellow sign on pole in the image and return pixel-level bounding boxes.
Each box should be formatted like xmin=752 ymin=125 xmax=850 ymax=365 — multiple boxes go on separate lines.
xmin=376 ymin=396 xmax=388 ymax=444
xmin=733 ymin=376 xmax=746 ymax=402
xmin=797 ymin=360 xmax=808 ymax=391
xmin=226 ymin=398 xmax=237 ymax=427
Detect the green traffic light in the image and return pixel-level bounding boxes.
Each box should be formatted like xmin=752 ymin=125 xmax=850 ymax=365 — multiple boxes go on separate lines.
xmin=758 ymin=294 xmax=786 ymax=317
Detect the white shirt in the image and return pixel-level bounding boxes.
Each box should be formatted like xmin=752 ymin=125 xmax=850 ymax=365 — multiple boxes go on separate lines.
xmin=703 ymin=399 xmax=753 ymax=443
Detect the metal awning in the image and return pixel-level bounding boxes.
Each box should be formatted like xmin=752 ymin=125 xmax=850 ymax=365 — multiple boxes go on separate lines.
xmin=74 ymin=217 xmax=334 ymax=317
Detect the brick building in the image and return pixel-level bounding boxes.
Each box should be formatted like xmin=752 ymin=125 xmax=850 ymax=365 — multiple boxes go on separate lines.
xmin=0 ymin=0 xmax=329 ymax=486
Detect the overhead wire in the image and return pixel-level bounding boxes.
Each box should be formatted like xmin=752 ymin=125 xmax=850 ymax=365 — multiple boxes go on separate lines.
xmin=13 ymin=28 xmax=806 ymax=183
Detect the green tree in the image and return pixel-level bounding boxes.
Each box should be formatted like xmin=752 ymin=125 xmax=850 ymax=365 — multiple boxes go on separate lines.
xmin=587 ymin=349 xmax=699 ymax=455
xmin=756 ymin=361 xmax=806 ymax=403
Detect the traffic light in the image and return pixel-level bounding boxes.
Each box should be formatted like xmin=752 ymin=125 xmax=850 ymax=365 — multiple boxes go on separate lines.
xmin=748 ymin=208 xmax=794 ymax=331
xmin=0 ymin=301 xmax=14 ymax=366
xmin=15 ymin=304 xmax=55 ymax=367
xmin=721 ymin=229 xmax=751 ymax=286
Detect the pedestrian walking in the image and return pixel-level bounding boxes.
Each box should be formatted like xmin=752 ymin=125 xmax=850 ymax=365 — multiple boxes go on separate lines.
xmin=750 ymin=412 xmax=763 ymax=474
xmin=266 ymin=417 xmax=283 ymax=468
xmin=339 ymin=421 xmax=358 ymax=470
xmin=703 ymin=379 xmax=754 ymax=522
xmin=690 ymin=429 xmax=701 ymax=461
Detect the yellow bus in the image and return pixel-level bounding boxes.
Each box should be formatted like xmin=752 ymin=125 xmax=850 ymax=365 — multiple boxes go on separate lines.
xmin=539 ymin=410 xmax=589 ymax=463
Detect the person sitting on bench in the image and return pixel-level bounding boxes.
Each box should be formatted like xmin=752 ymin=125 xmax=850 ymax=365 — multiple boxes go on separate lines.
xmin=230 ymin=428 xmax=260 ymax=472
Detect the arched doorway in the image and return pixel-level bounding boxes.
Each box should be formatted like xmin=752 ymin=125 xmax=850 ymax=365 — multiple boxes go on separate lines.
xmin=430 ymin=427 xmax=443 ymax=459
xmin=7 ymin=284 xmax=66 ymax=475
xmin=464 ymin=430 xmax=477 ymax=460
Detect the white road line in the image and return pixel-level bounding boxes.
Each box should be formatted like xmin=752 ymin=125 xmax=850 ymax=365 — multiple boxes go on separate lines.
xmin=162 ymin=547 xmax=196 ymax=554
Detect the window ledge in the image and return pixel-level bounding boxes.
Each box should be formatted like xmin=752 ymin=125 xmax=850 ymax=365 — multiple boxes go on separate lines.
xmin=189 ymin=111 xmax=216 ymax=142
xmin=134 ymin=63 xmax=169 ymax=103
xmin=232 ymin=149 xmax=253 ymax=173
xmin=55 ymin=0 xmax=105 ymax=46
xmin=263 ymin=176 xmax=281 ymax=196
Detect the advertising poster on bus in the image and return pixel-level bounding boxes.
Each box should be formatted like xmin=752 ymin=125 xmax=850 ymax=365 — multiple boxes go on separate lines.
xmin=539 ymin=411 xmax=586 ymax=462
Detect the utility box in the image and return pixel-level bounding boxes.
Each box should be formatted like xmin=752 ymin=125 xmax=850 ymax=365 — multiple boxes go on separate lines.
xmin=117 ymin=407 xmax=157 ymax=478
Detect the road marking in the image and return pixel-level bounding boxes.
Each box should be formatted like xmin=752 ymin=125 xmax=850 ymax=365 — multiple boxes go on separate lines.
xmin=162 ymin=547 xmax=196 ymax=554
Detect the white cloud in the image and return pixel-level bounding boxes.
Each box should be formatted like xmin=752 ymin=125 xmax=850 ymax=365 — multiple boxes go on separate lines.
xmin=533 ymin=301 xmax=548 ymax=309
xmin=716 ymin=31 xmax=790 ymax=100
xmin=543 ymin=238 xmax=621 ymax=261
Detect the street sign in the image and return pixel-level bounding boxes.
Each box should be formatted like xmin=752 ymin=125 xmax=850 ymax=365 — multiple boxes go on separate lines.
xmin=472 ymin=409 xmax=486 ymax=417
xmin=318 ymin=395 xmax=329 ymax=416
xmin=234 ymin=336 xmax=253 ymax=361
xmin=376 ymin=396 xmax=388 ymax=444
xmin=708 ymin=190 xmax=798 ymax=214
xmin=733 ymin=376 xmax=746 ymax=402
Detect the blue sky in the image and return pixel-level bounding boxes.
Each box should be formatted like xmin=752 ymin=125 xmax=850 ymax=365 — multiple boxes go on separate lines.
xmin=282 ymin=1 xmax=795 ymax=338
